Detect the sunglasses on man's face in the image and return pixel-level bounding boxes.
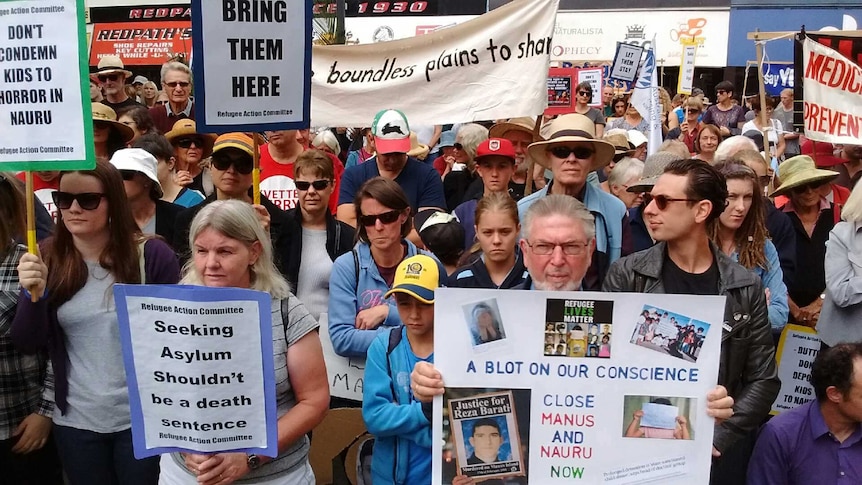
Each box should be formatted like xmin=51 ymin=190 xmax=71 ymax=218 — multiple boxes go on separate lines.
xmin=358 ymin=210 xmax=401 ymax=227
xmin=295 ymin=179 xmax=331 ymax=191
xmin=176 ymin=137 xmax=203 ymax=149
xmin=98 ymin=74 xmax=120 ymax=83
xmin=549 ymin=146 xmax=594 ymax=160
xmin=211 ymin=155 xmax=254 ymax=175
xmin=52 ymin=191 xmax=106 ymax=210
xmin=164 ymin=81 xmax=191 ymax=89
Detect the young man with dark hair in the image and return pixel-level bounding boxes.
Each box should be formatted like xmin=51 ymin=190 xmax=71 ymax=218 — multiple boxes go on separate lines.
xmin=467 ymin=418 xmax=505 ymax=464
xmin=748 ymin=343 xmax=862 ymax=484
xmin=603 ymin=159 xmax=780 ymax=484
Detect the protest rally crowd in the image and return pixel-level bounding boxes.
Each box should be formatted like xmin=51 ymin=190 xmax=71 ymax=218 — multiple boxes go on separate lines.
xmin=2 ymin=45 xmax=862 ymax=485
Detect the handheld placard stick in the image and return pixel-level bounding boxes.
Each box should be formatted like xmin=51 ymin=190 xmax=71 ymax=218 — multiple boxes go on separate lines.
xmin=24 ymin=172 xmax=40 ymax=302
xmin=252 ymin=132 xmax=262 ymax=205
xmin=524 ymin=116 xmax=542 ymax=197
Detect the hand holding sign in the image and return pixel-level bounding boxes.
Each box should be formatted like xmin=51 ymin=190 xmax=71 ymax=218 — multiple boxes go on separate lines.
xmin=16 ymin=252 xmax=47 ymax=300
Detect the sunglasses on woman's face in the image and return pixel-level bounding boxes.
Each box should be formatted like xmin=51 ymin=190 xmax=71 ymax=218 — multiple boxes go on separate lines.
xmin=791 ymin=181 xmax=826 ymax=194
xmin=211 ymin=155 xmax=254 ymax=175
xmin=52 ymin=191 xmax=106 ymax=210
xmin=295 ymin=179 xmax=331 ymax=191
xmin=452 ymin=143 xmax=464 ymax=151
xmin=176 ymin=137 xmax=203 ymax=149
xmin=119 ymin=170 xmax=139 ymax=181
xmin=578 ymin=91 xmax=591 ymax=97
xmin=685 ymin=108 xmax=700 ymax=114
xmin=358 ymin=210 xmax=401 ymax=227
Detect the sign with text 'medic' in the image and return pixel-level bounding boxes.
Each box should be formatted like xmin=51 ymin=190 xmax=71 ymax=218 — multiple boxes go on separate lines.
xmin=0 ymin=0 xmax=94 ymax=171
xmin=191 ymin=0 xmax=311 ymax=132
xmin=802 ymin=36 xmax=862 ymax=145
xmin=115 ymin=284 xmax=278 ymax=459
xmin=432 ymin=289 xmax=725 ymax=484
xmin=311 ymin=0 xmax=558 ymax=127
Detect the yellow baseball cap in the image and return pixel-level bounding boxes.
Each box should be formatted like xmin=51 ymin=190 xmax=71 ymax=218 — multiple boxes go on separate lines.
xmin=384 ymin=255 xmax=440 ymax=304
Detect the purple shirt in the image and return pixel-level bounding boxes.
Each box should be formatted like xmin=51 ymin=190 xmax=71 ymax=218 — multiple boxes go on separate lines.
xmin=748 ymin=400 xmax=862 ymax=485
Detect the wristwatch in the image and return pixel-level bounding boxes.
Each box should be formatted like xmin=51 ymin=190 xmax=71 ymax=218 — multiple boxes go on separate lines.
xmin=247 ymin=454 xmax=261 ymax=470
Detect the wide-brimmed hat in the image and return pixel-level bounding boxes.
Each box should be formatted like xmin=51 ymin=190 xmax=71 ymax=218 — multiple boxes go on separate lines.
xmin=109 ymin=148 xmax=163 ymax=198
xmin=626 ymin=151 xmax=684 ymax=193
xmin=383 ymin=254 xmax=440 ymax=304
xmin=527 ymin=114 xmax=615 ymax=171
xmin=770 ymin=155 xmax=839 ymax=197
xmin=165 ymin=119 xmax=215 ymax=158
xmin=489 ymin=117 xmax=541 ymax=141
xmin=406 ymin=132 xmax=430 ymax=160
xmin=90 ymin=55 xmax=133 ymax=80
xmin=603 ymin=130 xmax=634 ymax=157
xmin=91 ymin=103 xmax=134 ymax=143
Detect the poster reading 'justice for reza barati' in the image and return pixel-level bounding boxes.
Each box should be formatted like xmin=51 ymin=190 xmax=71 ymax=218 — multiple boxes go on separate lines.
xmin=433 ymin=288 xmax=726 ymax=485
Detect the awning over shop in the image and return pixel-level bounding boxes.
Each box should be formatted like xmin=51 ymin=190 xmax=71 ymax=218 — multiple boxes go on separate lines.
xmin=89 ymin=21 xmax=191 ymax=66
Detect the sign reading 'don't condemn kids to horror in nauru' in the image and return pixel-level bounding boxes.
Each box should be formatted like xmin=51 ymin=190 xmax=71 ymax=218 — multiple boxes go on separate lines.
xmin=432 ymin=289 xmax=725 ymax=485
xmin=0 ymin=0 xmax=94 ymax=171
xmin=802 ymin=36 xmax=862 ymax=145
xmin=190 ymin=0 xmax=311 ymax=132
xmin=310 ymin=0 xmax=559 ymax=127
xmin=771 ymin=324 xmax=820 ymax=415
xmin=114 ymin=284 xmax=278 ymax=459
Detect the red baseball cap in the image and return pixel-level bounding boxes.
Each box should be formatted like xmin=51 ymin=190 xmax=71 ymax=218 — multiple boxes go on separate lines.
xmin=475 ymin=138 xmax=516 ymax=164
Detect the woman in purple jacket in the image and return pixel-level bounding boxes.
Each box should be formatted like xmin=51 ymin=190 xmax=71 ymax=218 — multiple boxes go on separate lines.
xmin=13 ymin=161 xmax=180 ymax=485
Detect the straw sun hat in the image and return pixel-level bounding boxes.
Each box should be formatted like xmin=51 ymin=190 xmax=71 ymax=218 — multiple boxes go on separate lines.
xmin=91 ymin=102 xmax=134 ymax=143
xmin=527 ymin=114 xmax=615 ymax=171
xmin=165 ymin=119 xmax=216 ymax=158
xmin=769 ymin=155 xmax=839 ymax=197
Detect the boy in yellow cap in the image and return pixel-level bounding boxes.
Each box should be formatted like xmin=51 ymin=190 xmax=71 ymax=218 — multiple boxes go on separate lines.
xmin=362 ymin=254 xmax=441 ymax=485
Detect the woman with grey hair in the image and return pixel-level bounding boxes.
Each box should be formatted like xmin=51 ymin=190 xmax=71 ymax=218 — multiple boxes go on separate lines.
xmin=441 ymin=123 xmax=489 ymax=210
xmin=607 ymin=157 xmax=645 ymax=208
xmin=160 ymin=200 xmax=329 ymax=484
xmin=819 ymin=181 xmax=862 ymax=350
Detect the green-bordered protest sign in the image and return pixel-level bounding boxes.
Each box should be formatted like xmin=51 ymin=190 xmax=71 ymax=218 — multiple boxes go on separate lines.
xmin=0 ymin=0 xmax=94 ymax=171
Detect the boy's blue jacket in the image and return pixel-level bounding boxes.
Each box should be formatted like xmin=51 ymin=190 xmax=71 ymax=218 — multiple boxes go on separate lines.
xmin=362 ymin=326 xmax=433 ymax=485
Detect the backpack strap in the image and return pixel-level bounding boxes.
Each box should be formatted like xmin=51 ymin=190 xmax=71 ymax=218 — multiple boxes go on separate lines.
xmin=387 ymin=325 xmax=403 ymax=355
xmin=352 ymin=249 xmax=359 ymax=288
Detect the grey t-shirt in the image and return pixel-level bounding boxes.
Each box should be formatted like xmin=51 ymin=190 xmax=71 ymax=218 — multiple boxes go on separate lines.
xmin=579 ymin=107 xmax=607 ymax=127
xmin=773 ymin=104 xmax=799 ymax=155
xmin=53 ymin=261 xmax=130 ymax=432
xmin=296 ymin=229 xmax=332 ymax=321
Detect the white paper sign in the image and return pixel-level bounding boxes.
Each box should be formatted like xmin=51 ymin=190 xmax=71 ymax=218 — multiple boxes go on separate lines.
xmin=771 ymin=324 xmax=820 ymax=415
xmin=311 ymin=0 xmax=559 ymax=127
xmin=802 ymin=37 xmax=862 ymax=144
xmin=610 ymin=43 xmax=643 ymax=82
xmin=0 ymin=0 xmax=94 ymax=171
xmin=677 ymin=43 xmax=697 ymax=95
xmin=578 ymin=68 xmax=604 ymax=108
xmin=432 ymin=289 xmax=725 ymax=485
xmin=115 ymin=285 xmax=278 ymax=458
xmin=319 ymin=314 xmax=365 ymax=402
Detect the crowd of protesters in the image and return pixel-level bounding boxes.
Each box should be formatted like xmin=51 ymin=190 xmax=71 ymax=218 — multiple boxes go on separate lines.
xmin=2 ymin=52 xmax=862 ymax=485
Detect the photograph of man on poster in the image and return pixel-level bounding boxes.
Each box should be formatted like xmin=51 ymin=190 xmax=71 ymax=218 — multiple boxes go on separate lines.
xmin=466 ymin=418 xmax=509 ymax=465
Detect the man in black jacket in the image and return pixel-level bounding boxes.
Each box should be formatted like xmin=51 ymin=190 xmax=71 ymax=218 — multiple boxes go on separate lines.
xmin=603 ymin=159 xmax=779 ymax=484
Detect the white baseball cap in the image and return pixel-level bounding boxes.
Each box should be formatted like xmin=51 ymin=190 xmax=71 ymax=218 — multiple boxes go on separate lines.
xmin=109 ymin=148 xmax=163 ymax=198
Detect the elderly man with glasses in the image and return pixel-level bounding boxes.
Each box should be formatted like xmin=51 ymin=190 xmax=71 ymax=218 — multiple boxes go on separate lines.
xmin=92 ymin=55 xmax=143 ymax=112
xmin=149 ymin=61 xmax=195 ymax=134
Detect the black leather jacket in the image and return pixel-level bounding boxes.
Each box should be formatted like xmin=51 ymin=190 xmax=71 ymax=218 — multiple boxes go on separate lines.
xmin=602 ymin=242 xmax=780 ymax=453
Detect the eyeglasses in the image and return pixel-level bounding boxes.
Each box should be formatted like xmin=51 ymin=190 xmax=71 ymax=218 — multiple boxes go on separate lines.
xmin=578 ymin=91 xmax=591 ymax=97
xmin=791 ymin=181 xmax=825 ymax=194
xmin=52 ymin=191 xmax=106 ymax=210
xmin=525 ymin=240 xmax=589 ymax=256
xmin=685 ymin=108 xmax=700 ymax=114
xmin=119 ymin=170 xmax=139 ymax=181
xmin=97 ymin=74 xmax=120 ymax=82
xmin=164 ymin=81 xmax=191 ymax=88
xmin=211 ymin=155 xmax=254 ymax=175
xmin=295 ymin=179 xmax=331 ymax=191
xmin=647 ymin=194 xmax=699 ymax=210
xmin=453 ymin=143 xmax=464 ymax=151
xmin=549 ymin=146 xmax=594 ymax=159
xmin=176 ymin=137 xmax=203 ymax=149
xmin=359 ymin=210 xmax=401 ymax=227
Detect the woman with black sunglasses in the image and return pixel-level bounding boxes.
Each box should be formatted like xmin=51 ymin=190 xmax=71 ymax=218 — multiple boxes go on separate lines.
xmin=573 ymin=81 xmax=606 ymax=138
xmin=173 ymin=133 xmax=288 ymax=265
xmin=12 ymin=161 xmax=180 ymax=485
xmin=165 ymin=119 xmax=216 ymax=196
xmin=328 ymin=177 xmax=441 ymax=358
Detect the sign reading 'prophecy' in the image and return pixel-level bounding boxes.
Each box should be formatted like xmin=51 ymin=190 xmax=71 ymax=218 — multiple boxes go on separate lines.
xmin=802 ymin=36 xmax=862 ymax=144
xmin=0 ymin=0 xmax=94 ymax=171
xmin=310 ymin=0 xmax=559 ymax=127
xmin=191 ymin=0 xmax=311 ymax=131
xmin=432 ymin=288 xmax=725 ymax=484
xmin=115 ymin=284 xmax=278 ymax=459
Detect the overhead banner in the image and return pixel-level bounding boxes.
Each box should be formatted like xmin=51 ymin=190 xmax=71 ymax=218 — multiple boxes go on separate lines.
xmin=432 ymin=289 xmax=725 ymax=484
xmin=311 ymin=0 xmax=558 ymax=127
xmin=319 ymin=314 xmax=364 ymax=402
xmin=191 ymin=0 xmax=311 ymax=131
xmin=89 ymin=21 xmax=191 ymax=66
xmin=114 ymin=284 xmax=278 ymax=459
xmin=802 ymin=36 xmax=862 ymax=144
xmin=770 ymin=324 xmax=819 ymax=415
xmin=0 ymin=0 xmax=94 ymax=171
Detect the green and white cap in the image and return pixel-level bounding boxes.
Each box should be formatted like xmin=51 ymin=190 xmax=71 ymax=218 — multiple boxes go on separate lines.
xmin=371 ymin=109 xmax=411 ymax=154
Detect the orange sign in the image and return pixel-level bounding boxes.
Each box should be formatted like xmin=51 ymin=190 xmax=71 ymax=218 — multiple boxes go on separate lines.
xmin=89 ymin=21 xmax=191 ymax=66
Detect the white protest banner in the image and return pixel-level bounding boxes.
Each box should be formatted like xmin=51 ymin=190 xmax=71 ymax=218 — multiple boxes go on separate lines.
xmin=677 ymin=42 xmax=697 ymax=95
xmin=319 ymin=314 xmax=364 ymax=402
xmin=771 ymin=324 xmax=820 ymax=415
xmin=432 ymin=289 xmax=725 ymax=484
xmin=114 ymin=284 xmax=278 ymax=459
xmin=577 ymin=68 xmax=604 ymax=108
xmin=802 ymin=36 xmax=862 ymax=144
xmin=311 ymin=0 xmax=559 ymax=127
xmin=190 ymin=0 xmax=311 ymax=131
xmin=630 ymin=44 xmax=663 ymax=157
xmin=0 ymin=0 xmax=94 ymax=171
xmin=609 ymin=43 xmax=643 ymax=82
